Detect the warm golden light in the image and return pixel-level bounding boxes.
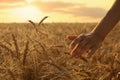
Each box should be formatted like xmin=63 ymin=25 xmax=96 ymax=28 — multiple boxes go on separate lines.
xmin=25 ymin=0 xmax=34 ymax=3
xmin=0 ymin=0 xmax=115 ymax=23
xmin=14 ymin=5 xmax=43 ymax=21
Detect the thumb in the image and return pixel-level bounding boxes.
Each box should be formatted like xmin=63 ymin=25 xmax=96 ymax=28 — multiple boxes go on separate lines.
xmin=67 ymin=35 xmax=77 ymax=40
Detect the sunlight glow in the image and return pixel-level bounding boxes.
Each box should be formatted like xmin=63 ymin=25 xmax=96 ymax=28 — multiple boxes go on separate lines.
xmin=25 ymin=0 xmax=34 ymax=3
xmin=0 ymin=0 xmax=115 ymax=23
xmin=14 ymin=5 xmax=43 ymax=21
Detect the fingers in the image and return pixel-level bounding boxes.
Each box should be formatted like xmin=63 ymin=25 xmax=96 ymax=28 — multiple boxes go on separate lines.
xmin=70 ymin=43 xmax=80 ymax=57
xmin=68 ymin=33 xmax=102 ymax=58
xmin=67 ymin=35 xmax=77 ymax=40
xmin=86 ymin=42 xmax=102 ymax=58
xmin=70 ymin=34 xmax=85 ymax=49
xmin=77 ymin=38 xmax=90 ymax=50
xmin=86 ymin=46 xmax=98 ymax=58
xmin=70 ymin=39 xmax=89 ymax=57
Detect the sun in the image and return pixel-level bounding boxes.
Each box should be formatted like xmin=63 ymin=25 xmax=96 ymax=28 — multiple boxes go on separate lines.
xmin=14 ymin=5 xmax=43 ymax=21
xmin=25 ymin=0 xmax=34 ymax=3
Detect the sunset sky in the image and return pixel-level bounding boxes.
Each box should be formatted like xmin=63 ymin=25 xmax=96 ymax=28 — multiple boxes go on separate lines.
xmin=0 ymin=0 xmax=115 ymax=23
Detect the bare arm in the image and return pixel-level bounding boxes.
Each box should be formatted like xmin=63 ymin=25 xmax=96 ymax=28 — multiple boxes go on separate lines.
xmin=68 ymin=0 xmax=120 ymax=58
xmin=92 ymin=0 xmax=120 ymax=40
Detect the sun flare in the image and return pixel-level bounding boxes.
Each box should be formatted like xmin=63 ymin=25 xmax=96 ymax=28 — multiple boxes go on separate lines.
xmin=25 ymin=0 xmax=34 ymax=3
xmin=14 ymin=5 xmax=43 ymax=21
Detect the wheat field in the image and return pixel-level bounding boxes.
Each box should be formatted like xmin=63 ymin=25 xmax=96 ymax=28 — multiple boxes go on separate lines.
xmin=0 ymin=22 xmax=119 ymax=80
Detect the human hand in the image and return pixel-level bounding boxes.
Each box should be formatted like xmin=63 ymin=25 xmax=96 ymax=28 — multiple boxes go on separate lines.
xmin=67 ymin=33 xmax=103 ymax=58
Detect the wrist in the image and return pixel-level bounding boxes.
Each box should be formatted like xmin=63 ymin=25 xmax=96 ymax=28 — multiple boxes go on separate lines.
xmin=90 ymin=31 xmax=105 ymax=41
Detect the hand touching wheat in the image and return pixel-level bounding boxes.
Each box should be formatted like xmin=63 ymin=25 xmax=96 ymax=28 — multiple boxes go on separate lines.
xmin=67 ymin=0 xmax=120 ymax=58
xmin=68 ymin=33 xmax=103 ymax=58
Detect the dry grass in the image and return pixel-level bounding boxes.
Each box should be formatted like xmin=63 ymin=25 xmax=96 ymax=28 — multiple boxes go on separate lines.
xmin=0 ymin=21 xmax=119 ymax=80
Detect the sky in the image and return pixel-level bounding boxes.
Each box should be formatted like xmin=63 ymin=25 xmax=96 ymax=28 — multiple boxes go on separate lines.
xmin=0 ymin=0 xmax=115 ymax=23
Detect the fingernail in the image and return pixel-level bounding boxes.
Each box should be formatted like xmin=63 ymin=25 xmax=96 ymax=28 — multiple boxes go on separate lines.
xmin=69 ymin=45 xmax=73 ymax=49
xmin=86 ymin=55 xmax=91 ymax=58
xmin=70 ymin=51 xmax=75 ymax=57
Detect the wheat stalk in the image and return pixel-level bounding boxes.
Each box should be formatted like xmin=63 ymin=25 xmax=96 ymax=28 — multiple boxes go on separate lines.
xmin=12 ymin=34 xmax=20 ymax=60
xmin=38 ymin=16 xmax=48 ymax=26
xmin=0 ymin=42 xmax=14 ymax=58
xmin=28 ymin=20 xmax=38 ymax=32
xmin=7 ymin=69 xmax=16 ymax=80
xmin=28 ymin=16 xmax=48 ymax=32
xmin=23 ymin=40 xmax=29 ymax=66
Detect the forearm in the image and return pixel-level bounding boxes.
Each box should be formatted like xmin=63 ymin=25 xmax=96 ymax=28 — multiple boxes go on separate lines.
xmin=92 ymin=0 xmax=120 ymax=40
